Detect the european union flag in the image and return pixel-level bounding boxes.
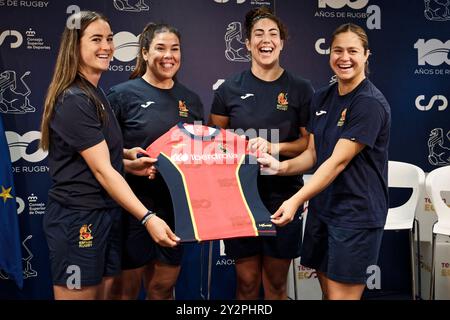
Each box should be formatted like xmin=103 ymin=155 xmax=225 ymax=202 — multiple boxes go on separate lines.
xmin=0 ymin=114 xmax=23 ymax=289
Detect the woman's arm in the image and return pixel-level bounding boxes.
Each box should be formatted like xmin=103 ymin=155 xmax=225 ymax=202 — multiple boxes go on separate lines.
xmin=249 ymin=127 xmax=310 ymax=158
xmin=80 ymin=141 xmax=179 ymax=247
xmin=270 ymin=138 xmax=365 ymax=226
xmin=208 ymin=114 xmax=229 ymax=128
xmin=259 ymin=134 xmax=317 ymax=176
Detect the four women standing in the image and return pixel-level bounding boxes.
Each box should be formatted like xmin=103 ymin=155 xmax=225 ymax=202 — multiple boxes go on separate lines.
xmin=40 ymin=7 xmax=390 ymax=300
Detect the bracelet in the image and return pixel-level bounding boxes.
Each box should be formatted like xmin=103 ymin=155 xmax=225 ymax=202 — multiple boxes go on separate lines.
xmin=141 ymin=210 xmax=156 ymax=226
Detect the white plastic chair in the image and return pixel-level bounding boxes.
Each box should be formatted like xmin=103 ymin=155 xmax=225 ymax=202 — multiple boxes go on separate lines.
xmin=384 ymin=161 xmax=425 ymax=300
xmin=425 ymin=165 xmax=450 ymax=300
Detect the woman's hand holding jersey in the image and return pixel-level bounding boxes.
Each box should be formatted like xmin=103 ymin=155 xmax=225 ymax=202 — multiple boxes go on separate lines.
xmin=257 ymin=152 xmax=282 ymax=175
xmin=270 ymin=196 xmax=303 ymax=226
xmin=80 ymin=141 xmax=179 ymax=247
xmin=263 ymin=137 xmax=366 ymax=226
xmin=248 ymin=137 xmax=275 ymax=155
xmin=123 ymin=147 xmax=158 ymax=179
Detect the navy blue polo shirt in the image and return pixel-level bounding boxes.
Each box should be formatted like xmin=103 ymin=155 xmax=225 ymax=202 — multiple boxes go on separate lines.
xmin=107 ymin=78 xmax=204 ymax=220
xmin=307 ymin=78 xmax=391 ymax=228
xmin=211 ymin=69 xmax=314 ymax=198
xmin=48 ymin=82 xmax=124 ymax=209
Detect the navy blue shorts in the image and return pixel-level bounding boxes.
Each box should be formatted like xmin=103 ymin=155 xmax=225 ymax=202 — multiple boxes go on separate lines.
xmin=121 ymin=200 xmax=183 ymax=269
xmin=224 ymin=197 xmax=303 ymax=260
xmin=43 ymin=200 xmax=122 ymax=286
xmin=300 ymin=211 xmax=384 ymax=284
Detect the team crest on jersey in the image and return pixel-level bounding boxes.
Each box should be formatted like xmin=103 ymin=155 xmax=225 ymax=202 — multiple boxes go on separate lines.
xmin=79 ymin=224 xmax=93 ymax=248
xmin=337 ymin=108 xmax=347 ymax=127
xmin=178 ymin=100 xmax=189 ymax=117
xmin=276 ymin=93 xmax=289 ymax=111
xmin=217 ymin=143 xmax=229 ymax=154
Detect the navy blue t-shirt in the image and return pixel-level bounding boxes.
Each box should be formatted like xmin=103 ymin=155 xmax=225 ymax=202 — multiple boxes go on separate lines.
xmin=308 ymin=78 xmax=391 ymax=228
xmin=107 ymin=78 xmax=204 ymax=220
xmin=48 ymin=82 xmax=124 ymax=209
xmin=211 ymin=69 xmax=313 ymax=199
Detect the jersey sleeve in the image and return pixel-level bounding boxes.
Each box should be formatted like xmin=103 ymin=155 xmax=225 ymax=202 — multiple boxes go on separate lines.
xmin=210 ymin=84 xmax=229 ymax=116
xmin=191 ymin=93 xmax=206 ymax=123
xmin=307 ymin=93 xmax=320 ymax=134
xmin=106 ymin=87 xmax=124 ymax=123
xmin=340 ymin=97 xmax=386 ymax=149
xmin=297 ymin=80 xmax=314 ymax=128
xmin=51 ymin=93 xmax=104 ymax=152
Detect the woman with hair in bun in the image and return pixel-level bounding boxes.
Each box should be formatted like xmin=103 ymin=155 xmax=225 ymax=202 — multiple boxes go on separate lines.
xmin=209 ymin=6 xmax=314 ymax=299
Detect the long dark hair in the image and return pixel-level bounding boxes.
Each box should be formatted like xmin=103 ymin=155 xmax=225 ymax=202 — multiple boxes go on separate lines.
xmin=130 ymin=22 xmax=181 ymax=79
xmin=40 ymin=11 xmax=110 ymax=151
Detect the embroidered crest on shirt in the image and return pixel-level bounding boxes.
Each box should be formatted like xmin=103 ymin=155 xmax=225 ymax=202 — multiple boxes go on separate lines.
xmin=337 ymin=108 xmax=347 ymax=127
xmin=276 ymin=93 xmax=288 ymax=111
xmin=79 ymin=224 xmax=93 ymax=248
xmin=178 ymin=100 xmax=189 ymax=117
xmin=218 ymin=143 xmax=229 ymax=154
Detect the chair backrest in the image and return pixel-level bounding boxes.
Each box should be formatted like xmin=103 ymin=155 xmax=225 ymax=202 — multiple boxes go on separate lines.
xmin=425 ymin=165 xmax=450 ymax=236
xmin=384 ymin=161 xmax=425 ymax=230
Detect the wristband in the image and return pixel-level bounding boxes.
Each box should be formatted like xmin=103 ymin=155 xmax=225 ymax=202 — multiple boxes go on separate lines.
xmin=141 ymin=210 xmax=155 ymax=226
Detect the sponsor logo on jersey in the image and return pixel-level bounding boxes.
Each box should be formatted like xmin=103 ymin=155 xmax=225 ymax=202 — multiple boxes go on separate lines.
xmin=315 ymin=110 xmax=327 ymax=116
xmin=258 ymin=223 xmax=273 ymax=228
xmin=171 ymin=152 xmax=238 ymax=163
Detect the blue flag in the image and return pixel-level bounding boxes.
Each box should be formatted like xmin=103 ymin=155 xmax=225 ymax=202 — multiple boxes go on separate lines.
xmin=0 ymin=114 xmax=23 ymax=289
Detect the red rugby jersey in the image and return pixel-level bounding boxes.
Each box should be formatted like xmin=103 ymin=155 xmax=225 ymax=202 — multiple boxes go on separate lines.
xmin=147 ymin=122 xmax=275 ymax=242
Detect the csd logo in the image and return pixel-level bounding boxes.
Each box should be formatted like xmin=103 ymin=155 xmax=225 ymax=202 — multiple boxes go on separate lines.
xmin=315 ymin=38 xmax=330 ymax=54
xmin=414 ymin=39 xmax=450 ymax=66
xmin=0 ymin=30 xmax=23 ymax=49
xmin=415 ymin=95 xmax=448 ymax=111
xmin=6 ymin=131 xmax=48 ymax=163
xmin=318 ymin=0 xmax=369 ymax=9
